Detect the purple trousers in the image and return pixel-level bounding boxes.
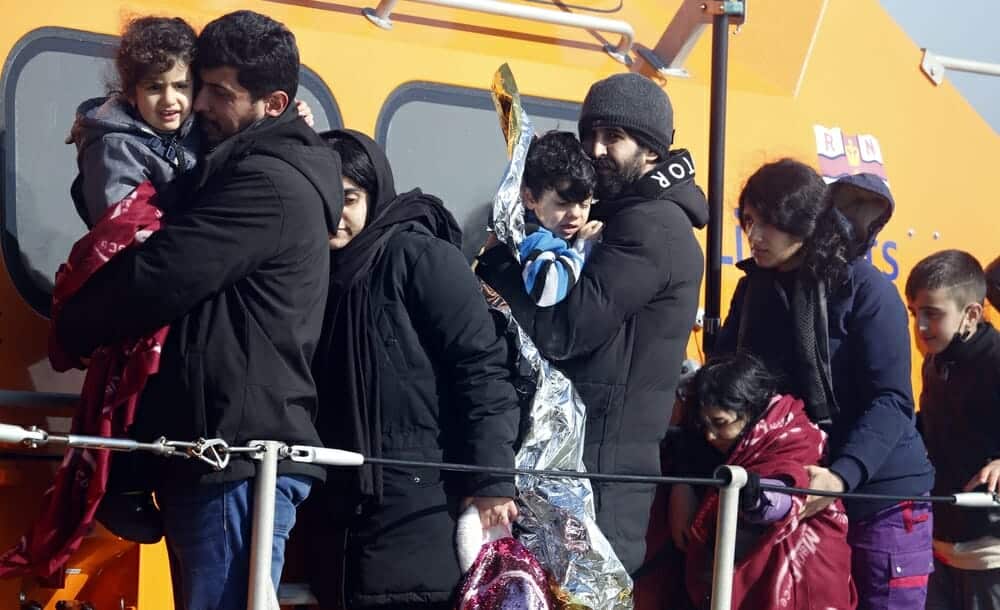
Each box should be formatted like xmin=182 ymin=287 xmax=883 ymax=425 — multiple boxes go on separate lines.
xmin=848 ymin=500 xmax=935 ymax=610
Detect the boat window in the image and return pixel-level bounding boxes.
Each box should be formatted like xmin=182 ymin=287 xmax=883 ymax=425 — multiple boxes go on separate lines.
xmin=376 ymin=82 xmax=580 ymax=261
xmin=1 ymin=28 xmax=341 ymax=316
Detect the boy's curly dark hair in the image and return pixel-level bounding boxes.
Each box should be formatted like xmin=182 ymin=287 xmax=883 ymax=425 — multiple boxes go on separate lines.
xmin=522 ymin=131 xmax=596 ymax=204
xmin=115 ymin=16 xmax=197 ymax=97
xmin=197 ymin=10 xmax=299 ymax=101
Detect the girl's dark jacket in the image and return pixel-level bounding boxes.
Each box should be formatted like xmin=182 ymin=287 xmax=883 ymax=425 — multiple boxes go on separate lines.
xmin=313 ymin=130 xmax=520 ymax=608
xmin=55 ymin=109 xmax=342 ymax=486
xmin=714 ymin=174 xmax=934 ymax=518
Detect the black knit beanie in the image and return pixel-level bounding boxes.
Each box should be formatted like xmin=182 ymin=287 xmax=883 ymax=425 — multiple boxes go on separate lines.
xmin=578 ymin=73 xmax=674 ymax=160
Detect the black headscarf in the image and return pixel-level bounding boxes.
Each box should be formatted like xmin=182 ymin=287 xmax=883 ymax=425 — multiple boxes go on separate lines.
xmin=315 ymin=129 xmax=462 ymax=507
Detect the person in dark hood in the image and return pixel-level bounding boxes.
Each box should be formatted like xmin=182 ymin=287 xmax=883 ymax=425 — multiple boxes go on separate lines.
xmin=313 ymin=129 xmax=520 ymax=609
xmin=702 ymin=162 xmax=935 ymax=610
xmin=476 ymin=73 xmax=709 ymax=575
xmin=54 ymin=12 xmax=341 ymax=610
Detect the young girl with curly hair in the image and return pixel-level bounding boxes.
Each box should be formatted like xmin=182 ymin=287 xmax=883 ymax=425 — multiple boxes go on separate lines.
xmin=72 ymin=16 xmax=200 ymax=227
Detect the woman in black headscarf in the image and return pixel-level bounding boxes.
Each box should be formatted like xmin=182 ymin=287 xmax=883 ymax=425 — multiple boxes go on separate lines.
xmin=312 ymin=130 xmax=520 ymax=609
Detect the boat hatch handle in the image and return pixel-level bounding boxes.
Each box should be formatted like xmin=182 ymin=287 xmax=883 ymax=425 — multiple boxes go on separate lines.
xmin=363 ymin=0 xmax=636 ymax=65
xmin=921 ymin=49 xmax=1000 ymax=86
xmin=642 ymin=0 xmax=746 ymax=79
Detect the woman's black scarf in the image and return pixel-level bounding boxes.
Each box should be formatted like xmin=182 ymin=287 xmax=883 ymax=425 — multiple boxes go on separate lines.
xmin=315 ymin=130 xmax=461 ymax=508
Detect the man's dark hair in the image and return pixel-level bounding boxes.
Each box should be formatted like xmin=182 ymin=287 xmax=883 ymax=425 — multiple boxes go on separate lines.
xmin=905 ymin=249 xmax=986 ymax=307
xmin=323 ymin=135 xmax=378 ymax=203
xmin=682 ymin=352 xmax=782 ymax=431
xmin=197 ymin=10 xmax=299 ymax=101
xmin=115 ymin=17 xmax=197 ymax=97
xmin=522 ymin=131 xmax=596 ymax=204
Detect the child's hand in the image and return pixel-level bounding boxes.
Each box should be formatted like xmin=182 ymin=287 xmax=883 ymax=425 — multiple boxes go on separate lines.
xmin=463 ymin=496 xmax=518 ymax=529
xmin=294 ymin=99 xmax=315 ymax=128
xmin=964 ymin=459 xmax=1000 ymax=494
xmin=577 ymin=220 xmax=604 ymax=242
xmin=669 ymin=483 xmax=698 ymax=551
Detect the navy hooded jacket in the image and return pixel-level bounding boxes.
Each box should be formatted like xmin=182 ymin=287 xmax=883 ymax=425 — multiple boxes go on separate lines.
xmin=715 ymin=173 xmax=934 ymax=518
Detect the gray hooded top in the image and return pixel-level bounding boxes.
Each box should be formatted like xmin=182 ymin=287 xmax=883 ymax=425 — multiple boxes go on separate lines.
xmin=73 ymin=96 xmax=201 ymax=227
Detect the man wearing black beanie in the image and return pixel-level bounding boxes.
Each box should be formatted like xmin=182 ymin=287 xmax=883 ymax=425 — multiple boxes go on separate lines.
xmin=478 ymin=72 xmax=709 ymax=574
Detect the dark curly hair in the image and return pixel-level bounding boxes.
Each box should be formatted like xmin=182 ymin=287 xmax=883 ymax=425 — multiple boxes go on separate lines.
xmin=737 ymin=159 xmax=862 ymax=289
xmin=737 ymin=158 xmax=827 ymax=240
xmin=522 ymin=131 xmax=596 ymax=204
xmin=197 ymin=10 xmax=299 ymax=101
xmin=115 ymin=16 xmax=197 ymax=97
xmin=801 ymin=204 xmax=860 ymax=289
xmin=681 ymin=352 xmax=782 ymax=432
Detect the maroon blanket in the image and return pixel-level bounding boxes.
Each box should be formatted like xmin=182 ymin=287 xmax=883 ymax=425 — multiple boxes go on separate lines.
xmin=0 ymin=182 xmax=168 ymax=578
xmin=685 ymin=395 xmax=857 ymax=610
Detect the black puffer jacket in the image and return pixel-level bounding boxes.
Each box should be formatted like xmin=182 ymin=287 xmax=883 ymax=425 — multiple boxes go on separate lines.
xmin=56 ymin=109 xmax=342 ymax=486
xmin=314 ymin=131 xmax=520 ymax=608
xmin=476 ymin=150 xmax=708 ymax=574
xmin=920 ymin=322 xmax=1000 ymax=542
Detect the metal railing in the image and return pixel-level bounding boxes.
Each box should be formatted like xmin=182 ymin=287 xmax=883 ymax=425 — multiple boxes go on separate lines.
xmin=921 ymin=49 xmax=1000 ymax=85
xmin=2 ymin=422 xmax=998 ymax=610
xmin=361 ymin=0 xmax=635 ymax=64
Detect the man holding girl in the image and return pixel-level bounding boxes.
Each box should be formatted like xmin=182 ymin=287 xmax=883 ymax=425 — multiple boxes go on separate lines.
xmin=55 ymin=11 xmax=340 ymax=610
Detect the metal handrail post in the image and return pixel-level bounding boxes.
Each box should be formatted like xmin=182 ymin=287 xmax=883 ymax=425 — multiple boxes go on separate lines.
xmin=363 ymin=0 xmax=400 ymax=29
xmin=710 ymin=465 xmax=747 ymax=610
xmin=702 ymin=2 xmax=739 ymax=353
xmin=248 ymin=441 xmax=282 ymax=610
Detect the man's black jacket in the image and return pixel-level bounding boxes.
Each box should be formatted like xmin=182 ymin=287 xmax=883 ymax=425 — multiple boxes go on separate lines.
xmin=476 ymin=151 xmax=708 ymax=573
xmin=56 ymin=110 xmax=343 ymax=486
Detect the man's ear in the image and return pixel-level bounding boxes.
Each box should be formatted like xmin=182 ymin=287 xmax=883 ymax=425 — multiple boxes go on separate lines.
xmin=643 ymin=148 xmax=660 ymax=166
xmin=263 ymin=90 xmax=290 ymax=117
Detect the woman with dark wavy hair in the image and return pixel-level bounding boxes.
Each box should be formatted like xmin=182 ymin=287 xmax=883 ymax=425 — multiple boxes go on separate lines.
xmin=673 ymin=160 xmax=934 ymax=610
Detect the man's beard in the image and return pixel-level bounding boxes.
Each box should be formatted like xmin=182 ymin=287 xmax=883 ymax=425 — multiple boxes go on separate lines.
xmin=593 ymin=149 xmax=646 ymax=201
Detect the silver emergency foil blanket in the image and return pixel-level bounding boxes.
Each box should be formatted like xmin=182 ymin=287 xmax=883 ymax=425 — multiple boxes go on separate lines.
xmin=485 ymin=64 xmax=633 ymax=610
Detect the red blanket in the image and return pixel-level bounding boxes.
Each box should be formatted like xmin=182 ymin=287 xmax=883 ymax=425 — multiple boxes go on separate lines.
xmin=0 ymin=182 xmax=168 ymax=578
xmin=685 ymin=395 xmax=857 ymax=610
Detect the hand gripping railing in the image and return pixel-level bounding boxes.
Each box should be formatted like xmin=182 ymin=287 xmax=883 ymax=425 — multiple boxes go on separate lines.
xmin=361 ymin=0 xmax=635 ymax=64
xmin=3 ymin=422 xmax=1000 ymax=610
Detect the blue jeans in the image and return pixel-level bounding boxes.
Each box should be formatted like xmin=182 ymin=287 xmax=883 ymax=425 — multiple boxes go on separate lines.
xmin=158 ymin=475 xmax=313 ymax=610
